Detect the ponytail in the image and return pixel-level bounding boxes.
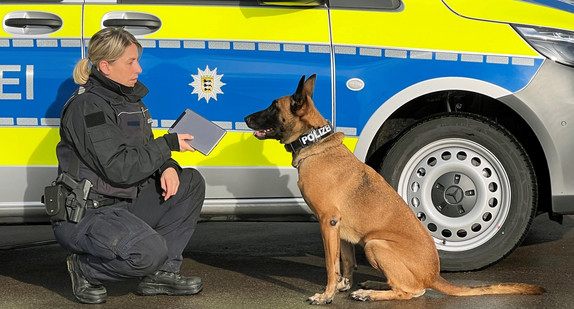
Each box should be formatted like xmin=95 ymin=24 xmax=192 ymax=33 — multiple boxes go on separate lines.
xmin=72 ymin=58 xmax=91 ymax=85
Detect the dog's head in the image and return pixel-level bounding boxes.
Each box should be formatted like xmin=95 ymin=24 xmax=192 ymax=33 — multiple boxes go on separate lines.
xmin=244 ymin=74 xmax=325 ymax=145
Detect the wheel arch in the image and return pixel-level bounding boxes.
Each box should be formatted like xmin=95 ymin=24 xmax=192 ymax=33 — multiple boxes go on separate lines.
xmin=356 ymin=77 xmax=552 ymax=216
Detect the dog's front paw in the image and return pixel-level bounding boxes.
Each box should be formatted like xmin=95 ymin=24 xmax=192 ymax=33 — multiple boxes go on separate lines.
xmin=351 ymin=289 xmax=372 ymax=302
xmin=307 ymin=292 xmax=333 ymax=305
xmin=336 ymin=277 xmax=352 ymax=292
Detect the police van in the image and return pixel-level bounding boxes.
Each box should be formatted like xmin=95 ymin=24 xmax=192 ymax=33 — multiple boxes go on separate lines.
xmin=1 ymin=0 xmax=573 ymax=271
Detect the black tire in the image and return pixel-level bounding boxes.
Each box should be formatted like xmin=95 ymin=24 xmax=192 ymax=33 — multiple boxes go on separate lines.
xmin=379 ymin=113 xmax=537 ymax=272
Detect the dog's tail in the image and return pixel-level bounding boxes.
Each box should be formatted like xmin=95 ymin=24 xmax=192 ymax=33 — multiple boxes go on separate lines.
xmin=429 ymin=276 xmax=545 ymax=296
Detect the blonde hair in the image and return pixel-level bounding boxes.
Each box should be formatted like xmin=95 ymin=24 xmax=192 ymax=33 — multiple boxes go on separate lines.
xmin=73 ymin=27 xmax=142 ymax=85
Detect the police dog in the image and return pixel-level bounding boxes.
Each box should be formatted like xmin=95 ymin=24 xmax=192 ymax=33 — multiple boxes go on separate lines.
xmin=244 ymin=75 xmax=544 ymax=304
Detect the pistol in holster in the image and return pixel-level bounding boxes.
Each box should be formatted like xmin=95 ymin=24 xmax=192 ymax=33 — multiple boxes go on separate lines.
xmin=42 ymin=173 xmax=92 ymax=223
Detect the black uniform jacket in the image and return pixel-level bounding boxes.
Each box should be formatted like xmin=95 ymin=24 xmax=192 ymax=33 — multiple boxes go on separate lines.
xmin=56 ymin=68 xmax=179 ymax=199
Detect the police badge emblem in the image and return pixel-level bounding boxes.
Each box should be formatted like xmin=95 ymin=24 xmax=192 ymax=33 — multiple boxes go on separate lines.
xmin=190 ymin=65 xmax=226 ymax=103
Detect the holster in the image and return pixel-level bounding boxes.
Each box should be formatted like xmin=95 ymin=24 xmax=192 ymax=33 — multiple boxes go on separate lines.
xmin=42 ymin=173 xmax=92 ymax=223
xmin=42 ymin=183 xmax=69 ymax=222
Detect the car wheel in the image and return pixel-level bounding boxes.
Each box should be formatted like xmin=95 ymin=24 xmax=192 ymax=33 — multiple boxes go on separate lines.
xmin=379 ymin=113 xmax=537 ymax=271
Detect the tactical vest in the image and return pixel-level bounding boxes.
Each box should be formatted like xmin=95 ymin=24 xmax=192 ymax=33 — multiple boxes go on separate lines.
xmin=56 ymin=83 xmax=153 ymax=199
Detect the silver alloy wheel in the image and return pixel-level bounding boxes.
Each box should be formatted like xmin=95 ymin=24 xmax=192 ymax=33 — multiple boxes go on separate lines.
xmin=396 ymin=138 xmax=511 ymax=252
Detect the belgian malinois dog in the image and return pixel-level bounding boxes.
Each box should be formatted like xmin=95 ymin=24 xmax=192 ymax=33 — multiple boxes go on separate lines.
xmin=244 ymin=75 xmax=544 ymax=304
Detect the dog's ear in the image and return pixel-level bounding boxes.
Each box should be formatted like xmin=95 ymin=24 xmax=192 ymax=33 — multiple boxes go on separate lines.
xmin=291 ymin=75 xmax=307 ymax=115
xmin=293 ymin=74 xmax=316 ymax=101
xmin=291 ymin=74 xmax=317 ymax=116
xmin=292 ymin=75 xmax=306 ymax=103
xmin=304 ymin=74 xmax=316 ymax=99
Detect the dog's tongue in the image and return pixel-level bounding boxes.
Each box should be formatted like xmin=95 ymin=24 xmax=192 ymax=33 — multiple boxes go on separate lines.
xmin=253 ymin=128 xmax=273 ymax=139
xmin=254 ymin=130 xmax=267 ymax=138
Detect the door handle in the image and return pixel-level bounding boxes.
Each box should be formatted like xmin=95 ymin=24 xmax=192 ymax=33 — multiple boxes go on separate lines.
xmin=101 ymin=12 xmax=162 ymax=36
xmin=5 ymin=17 xmax=62 ymax=29
xmin=3 ymin=12 xmax=63 ymax=35
xmin=103 ymin=19 xmax=161 ymax=30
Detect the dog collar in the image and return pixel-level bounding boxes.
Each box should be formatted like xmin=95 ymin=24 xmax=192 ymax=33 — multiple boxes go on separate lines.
xmin=285 ymin=122 xmax=334 ymax=153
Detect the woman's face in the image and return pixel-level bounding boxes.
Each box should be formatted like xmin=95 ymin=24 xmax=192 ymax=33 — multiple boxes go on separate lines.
xmin=99 ymin=43 xmax=142 ymax=87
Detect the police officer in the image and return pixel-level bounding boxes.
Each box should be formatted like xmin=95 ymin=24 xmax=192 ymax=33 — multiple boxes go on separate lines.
xmin=53 ymin=27 xmax=205 ymax=304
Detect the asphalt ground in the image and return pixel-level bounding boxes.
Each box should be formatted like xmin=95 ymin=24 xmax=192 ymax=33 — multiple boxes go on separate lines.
xmin=1 ymin=214 xmax=573 ymax=309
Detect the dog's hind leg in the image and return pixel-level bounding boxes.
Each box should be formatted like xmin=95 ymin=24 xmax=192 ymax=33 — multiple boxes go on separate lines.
xmin=351 ymin=288 xmax=418 ymax=301
xmin=338 ymin=240 xmax=355 ymax=292
xmin=351 ymin=239 xmax=425 ymax=301
xmin=358 ymin=280 xmax=391 ymax=290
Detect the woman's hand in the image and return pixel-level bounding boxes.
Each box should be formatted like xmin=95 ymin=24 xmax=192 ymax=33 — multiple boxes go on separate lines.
xmin=160 ymin=167 xmax=180 ymax=200
xmin=178 ymin=134 xmax=196 ymax=152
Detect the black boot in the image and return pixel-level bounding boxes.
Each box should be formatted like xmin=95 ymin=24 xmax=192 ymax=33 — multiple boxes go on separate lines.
xmin=66 ymin=254 xmax=107 ymax=304
xmin=137 ymin=270 xmax=203 ymax=296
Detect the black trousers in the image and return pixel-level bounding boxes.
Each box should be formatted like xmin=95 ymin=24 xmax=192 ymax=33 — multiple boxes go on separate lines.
xmin=52 ymin=168 xmax=205 ymax=283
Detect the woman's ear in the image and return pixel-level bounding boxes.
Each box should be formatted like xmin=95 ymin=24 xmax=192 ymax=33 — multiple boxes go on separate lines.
xmin=98 ymin=60 xmax=110 ymax=75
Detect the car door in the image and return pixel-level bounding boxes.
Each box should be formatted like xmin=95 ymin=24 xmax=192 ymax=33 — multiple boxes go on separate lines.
xmin=0 ymin=1 xmax=83 ymax=223
xmin=83 ymin=0 xmax=332 ymax=211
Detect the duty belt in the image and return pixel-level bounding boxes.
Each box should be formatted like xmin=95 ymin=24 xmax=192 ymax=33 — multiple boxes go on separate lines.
xmin=87 ymin=192 xmax=131 ymax=208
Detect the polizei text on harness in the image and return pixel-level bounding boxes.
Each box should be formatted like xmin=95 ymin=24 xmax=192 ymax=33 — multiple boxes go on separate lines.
xmin=300 ymin=125 xmax=332 ymax=145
